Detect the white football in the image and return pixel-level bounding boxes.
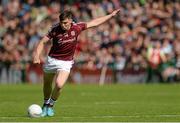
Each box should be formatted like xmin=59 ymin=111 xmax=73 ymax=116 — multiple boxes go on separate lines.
xmin=28 ymin=104 xmax=42 ymax=118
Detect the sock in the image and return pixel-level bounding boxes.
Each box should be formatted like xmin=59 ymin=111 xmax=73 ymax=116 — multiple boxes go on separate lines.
xmin=49 ymin=98 xmax=56 ymax=107
xmin=43 ymin=98 xmax=50 ymax=107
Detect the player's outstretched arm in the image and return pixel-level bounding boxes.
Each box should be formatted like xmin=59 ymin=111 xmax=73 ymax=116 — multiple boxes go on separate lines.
xmin=86 ymin=9 xmax=120 ymax=29
xmin=33 ymin=36 xmax=49 ymax=64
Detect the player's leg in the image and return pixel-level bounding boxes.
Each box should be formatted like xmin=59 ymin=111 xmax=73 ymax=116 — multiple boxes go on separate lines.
xmin=47 ymin=70 xmax=70 ymax=116
xmin=43 ymin=72 xmax=55 ymax=105
xmin=41 ymin=72 xmax=55 ymax=117
xmin=51 ymin=70 xmax=70 ymax=100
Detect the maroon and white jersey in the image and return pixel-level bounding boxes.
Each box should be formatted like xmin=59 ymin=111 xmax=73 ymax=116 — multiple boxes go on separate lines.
xmin=46 ymin=22 xmax=87 ymax=61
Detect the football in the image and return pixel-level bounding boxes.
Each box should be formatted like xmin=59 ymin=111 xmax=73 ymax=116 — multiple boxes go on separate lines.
xmin=28 ymin=104 xmax=42 ymax=118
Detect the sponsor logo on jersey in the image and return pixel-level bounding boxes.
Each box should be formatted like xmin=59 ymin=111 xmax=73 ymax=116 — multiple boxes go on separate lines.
xmin=58 ymin=37 xmax=76 ymax=44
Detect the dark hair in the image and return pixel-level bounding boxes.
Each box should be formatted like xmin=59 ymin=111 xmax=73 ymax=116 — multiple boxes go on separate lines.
xmin=59 ymin=10 xmax=73 ymax=21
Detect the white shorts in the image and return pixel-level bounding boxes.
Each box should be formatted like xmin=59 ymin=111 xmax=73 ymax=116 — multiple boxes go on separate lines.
xmin=43 ymin=56 xmax=74 ymax=73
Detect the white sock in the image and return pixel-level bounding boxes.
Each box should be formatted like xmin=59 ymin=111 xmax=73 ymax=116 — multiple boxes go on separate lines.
xmin=49 ymin=98 xmax=56 ymax=106
xmin=44 ymin=98 xmax=50 ymax=105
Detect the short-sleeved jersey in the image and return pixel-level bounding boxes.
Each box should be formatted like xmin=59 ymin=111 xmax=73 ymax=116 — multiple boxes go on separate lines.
xmin=46 ymin=22 xmax=87 ymax=61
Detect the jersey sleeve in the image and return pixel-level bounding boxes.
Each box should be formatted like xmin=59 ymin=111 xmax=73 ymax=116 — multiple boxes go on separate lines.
xmin=45 ymin=27 xmax=53 ymax=39
xmin=76 ymin=22 xmax=87 ymax=33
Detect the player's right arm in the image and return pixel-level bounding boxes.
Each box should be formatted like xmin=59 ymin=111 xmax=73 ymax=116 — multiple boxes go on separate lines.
xmin=33 ymin=36 xmax=49 ymax=64
xmin=86 ymin=9 xmax=120 ymax=29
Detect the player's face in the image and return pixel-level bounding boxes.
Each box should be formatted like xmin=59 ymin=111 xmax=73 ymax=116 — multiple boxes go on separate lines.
xmin=60 ymin=18 xmax=72 ymax=31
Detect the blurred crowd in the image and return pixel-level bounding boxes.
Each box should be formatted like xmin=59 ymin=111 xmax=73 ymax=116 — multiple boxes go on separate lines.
xmin=0 ymin=0 xmax=180 ymax=83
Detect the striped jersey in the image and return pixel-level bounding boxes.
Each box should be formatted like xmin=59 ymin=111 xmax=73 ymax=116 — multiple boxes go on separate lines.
xmin=46 ymin=22 xmax=87 ymax=61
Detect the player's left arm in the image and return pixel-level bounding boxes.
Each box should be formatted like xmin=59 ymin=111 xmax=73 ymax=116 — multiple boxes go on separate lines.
xmin=86 ymin=9 xmax=120 ymax=29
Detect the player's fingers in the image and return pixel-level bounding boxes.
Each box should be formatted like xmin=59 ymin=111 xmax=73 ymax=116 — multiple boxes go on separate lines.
xmin=33 ymin=60 xmax=40 ymax=64
xmin=115 ymin=9 xmax=121 ymax=13
xmin=112 ymin=9 xmax=121 ymax=16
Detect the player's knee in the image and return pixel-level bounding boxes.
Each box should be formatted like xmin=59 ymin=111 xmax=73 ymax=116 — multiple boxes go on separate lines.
xmin=55 ymin=81 xmax=64 ymax=90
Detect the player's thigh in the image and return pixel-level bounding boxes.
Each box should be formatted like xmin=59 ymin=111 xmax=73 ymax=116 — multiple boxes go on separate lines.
xmin=55 ymin=70 xmax=70 ymax=88
xmin=44 ymin=72 xmax=55 ymax=84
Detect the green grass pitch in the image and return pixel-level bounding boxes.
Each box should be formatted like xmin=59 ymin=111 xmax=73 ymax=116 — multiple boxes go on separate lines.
xmin=0 ymin=83 xmax=180 ymax=122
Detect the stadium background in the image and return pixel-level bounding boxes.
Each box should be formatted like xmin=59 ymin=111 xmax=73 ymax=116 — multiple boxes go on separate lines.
xmin=0 ymin=0 xmax=180 ymax=84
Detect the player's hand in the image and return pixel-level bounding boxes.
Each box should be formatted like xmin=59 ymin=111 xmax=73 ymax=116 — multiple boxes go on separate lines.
xmin=111 ymin=9 xmax=121 ymax=17
xmin=33 ymin=55 xmax=41 ymax=64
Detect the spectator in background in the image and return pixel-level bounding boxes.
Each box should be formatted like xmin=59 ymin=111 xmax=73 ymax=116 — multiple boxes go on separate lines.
xmin=161 ymin=53 xmax=179 ymax=82
xmin=0 ymin=0 xmax=179 ymax=83
xmin=146 ymin=41 xmax=167 ymax=82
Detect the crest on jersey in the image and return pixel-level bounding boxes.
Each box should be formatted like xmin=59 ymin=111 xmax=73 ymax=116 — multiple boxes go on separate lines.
xmin=71 ymin=31 xmax=75 ymax=36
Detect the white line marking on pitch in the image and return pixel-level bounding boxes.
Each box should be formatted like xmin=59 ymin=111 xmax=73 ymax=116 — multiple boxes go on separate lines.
xmin=56 ymin=114 xmax=180 ymax=119
xmin=1 ymin=114 xmax=180 ymax=119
